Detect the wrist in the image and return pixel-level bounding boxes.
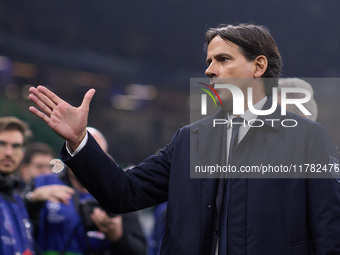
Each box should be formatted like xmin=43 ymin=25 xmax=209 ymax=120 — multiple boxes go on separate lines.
xmin=68 ymin=130 xmax=87 ymax=152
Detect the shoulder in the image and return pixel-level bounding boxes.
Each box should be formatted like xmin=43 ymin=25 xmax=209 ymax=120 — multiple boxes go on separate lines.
xmin=285 ymin=111 xmax=332 ymax=140
xmin=283 ymin=112 xmax=339 ymax=159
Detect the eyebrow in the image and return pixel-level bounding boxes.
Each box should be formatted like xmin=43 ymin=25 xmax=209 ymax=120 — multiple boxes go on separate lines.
xmin=206 ymin=53 xmax=233 ymax=66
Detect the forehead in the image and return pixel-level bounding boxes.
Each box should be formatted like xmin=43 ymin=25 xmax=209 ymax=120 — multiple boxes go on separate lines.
xmin=31 ymin=153 xmax=53 ymax=162
xmin=206 ymin=36 xmax=243 ymax=57
xmin=0 ymin=130 xmax=24 ymax=144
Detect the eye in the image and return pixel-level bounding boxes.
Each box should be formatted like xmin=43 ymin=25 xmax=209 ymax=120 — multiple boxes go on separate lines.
xmin=12 ymin=143 xmax=23 ymax=150
xmin=219 ymin=57 xmax=230 ymax=62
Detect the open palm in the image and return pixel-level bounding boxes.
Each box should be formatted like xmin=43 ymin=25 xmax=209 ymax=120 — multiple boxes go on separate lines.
xmin=28 ymin=86 xmax=96 ymax=149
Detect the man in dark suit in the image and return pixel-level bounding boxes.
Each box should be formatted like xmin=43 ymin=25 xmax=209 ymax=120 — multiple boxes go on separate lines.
xmin=28 ymin=23 xmax=340 ymax=255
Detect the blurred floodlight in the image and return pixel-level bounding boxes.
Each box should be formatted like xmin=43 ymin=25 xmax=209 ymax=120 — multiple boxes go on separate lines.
xmin=73 ymin=71 xmax=110 ymax=88
xmin=21 ymin=84 xmax=32 ymax=100
xmin=5 ymin=83 xmax=20 ymax=99
xmin=110 ymin=94 xmax=139 ymax=110
xmin=126 ymin=83 xmax=158 ymax=100
xmin=11 ymin=61 xmax=37 ymax=79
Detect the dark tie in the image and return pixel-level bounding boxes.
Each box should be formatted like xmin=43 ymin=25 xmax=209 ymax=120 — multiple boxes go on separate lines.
xmin=228 ymin=117 xmax=244 ymax=164
xmin=219 ymin=117 xmax=243 ymax=255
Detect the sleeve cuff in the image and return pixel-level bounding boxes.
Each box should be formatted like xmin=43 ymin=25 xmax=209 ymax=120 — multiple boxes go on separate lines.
xmin=65 ymin=132 xmax=88 ymax=157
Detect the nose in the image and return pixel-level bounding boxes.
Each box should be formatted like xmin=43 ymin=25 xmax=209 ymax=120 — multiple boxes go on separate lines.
xmin=205 ymin=63 xmax=218 ymax=78
xmin=4 ymin=145 xmax=14 ymax=156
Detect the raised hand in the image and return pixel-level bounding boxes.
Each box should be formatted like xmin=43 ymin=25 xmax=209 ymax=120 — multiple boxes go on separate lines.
xmin=28 ymin=85 xmax=96 ymax=150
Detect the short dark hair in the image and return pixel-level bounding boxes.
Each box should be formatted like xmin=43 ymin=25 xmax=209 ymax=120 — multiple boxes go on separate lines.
xmin=205 ymin=23 xmax=283 ymax=95
xmin=0 ymin=116 xmax=32 ymax=146
xmin=22 ymin=142 xmax=55 ymax=164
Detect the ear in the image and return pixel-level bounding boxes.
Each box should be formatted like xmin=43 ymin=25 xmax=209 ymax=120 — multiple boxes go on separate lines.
xmin=253 ymin=55 xmax=268 ymax=78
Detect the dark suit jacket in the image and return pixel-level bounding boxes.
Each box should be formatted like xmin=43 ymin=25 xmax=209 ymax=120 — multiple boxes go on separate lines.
xmin=62 ymin=99 xmax=340 ymax=255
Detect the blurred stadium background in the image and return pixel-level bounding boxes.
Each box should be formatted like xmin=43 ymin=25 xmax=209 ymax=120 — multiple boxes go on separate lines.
xmin=0 ymin=0 xmax=339 ymax=165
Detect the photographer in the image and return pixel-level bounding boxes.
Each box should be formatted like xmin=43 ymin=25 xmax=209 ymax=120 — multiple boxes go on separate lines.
xmin=25 ymin=128 xmax=146 ymax=255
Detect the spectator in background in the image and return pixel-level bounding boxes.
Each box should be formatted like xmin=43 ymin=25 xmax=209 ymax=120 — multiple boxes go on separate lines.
xmin=25 ymin=127 xmax=147 ymax=255
xmin=17 ymin=142 xmax=55 ymax=192
xmin=0 ymin=116 xmax=35 ymax=254
xmin=148 ymin=201 xmax=167 ymax=255
xmin=278 ymin=78 xmax=318 ymax=121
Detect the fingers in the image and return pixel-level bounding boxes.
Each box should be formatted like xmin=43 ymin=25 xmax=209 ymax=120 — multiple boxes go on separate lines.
xmin=80 ymin=88 xmax=96 ymax=110
xmin=91 ymin=208 xmax=122 ymax=226
xmin=32 ymin=185 xmax=74 ymax=204
xmin=32 ymin=86 xmax=63 ymax=105
xmin=91 ymin=208 xmax=107 ymax=222
xmin=29 ymin=86 xmax=95 ymax=124
xmin=28 ymin=105 xmax=50 ymax=124
xmin=91 ymin=208 xmax=113 ymax=227
xmin=28 ymin=85 xmax=95 ymax=144
xmin=29 ymin=87 xmax=55 ymax=112
xmin=28 ymin=86 xmax=57 ymax=121
xmin=53 ymin=185 xmax=74 ymax=204
xmin=91 ymin=211 xmax=123 ymax=242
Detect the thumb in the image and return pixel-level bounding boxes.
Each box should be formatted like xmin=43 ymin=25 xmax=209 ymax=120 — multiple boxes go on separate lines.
xmin=80 ymin=89 xmax=96 ymax=110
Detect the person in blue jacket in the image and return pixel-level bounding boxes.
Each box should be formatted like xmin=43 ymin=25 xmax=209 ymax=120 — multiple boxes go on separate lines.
xmin=25 ymin=127 xmax=147 ymax=255
xmin=148 ymin=202 xmax=167 ymax=255
xmin=0 ymin=116 xmax=35 ymax=255
xmin=28 ymin=23 xmax=340 ymax=254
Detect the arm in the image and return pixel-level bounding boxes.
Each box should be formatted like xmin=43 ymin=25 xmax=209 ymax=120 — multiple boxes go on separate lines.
xmin=61 ymin=132 xmax=170 ymax=213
